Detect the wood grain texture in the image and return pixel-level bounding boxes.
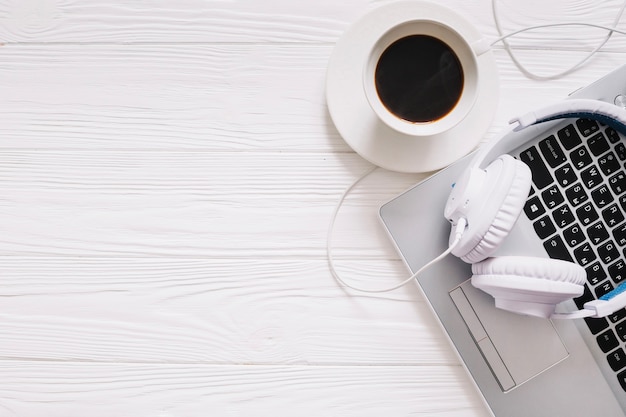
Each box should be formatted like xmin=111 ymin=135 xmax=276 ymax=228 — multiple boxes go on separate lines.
xmin=0 ymin=0 xmax=625 ymax=49
xmin=0 ymin=362 xmax=490 ymax=417
xmin=0 ymin=151 xmax=424 ymax=258
xmin=1 ymin=44 xmax=624 ymax=152
xmin=1 ymin=0 xmax=625 ymax=415
xmin=0 ymin=44 xmax=345 ymax=151
xmin=0 ymin=258 xmax=462 ymax=365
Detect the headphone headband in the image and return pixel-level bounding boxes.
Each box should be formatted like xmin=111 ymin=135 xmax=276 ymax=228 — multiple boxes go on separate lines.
xmin=448 ymin=98 xmax=626 ymax=319
xmin=470 ymin=98 xmax=626 ymax=170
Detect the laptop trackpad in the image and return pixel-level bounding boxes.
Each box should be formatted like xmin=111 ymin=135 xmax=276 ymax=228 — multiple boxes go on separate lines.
xmin=450 ymin=280 xmax=569 ymax=392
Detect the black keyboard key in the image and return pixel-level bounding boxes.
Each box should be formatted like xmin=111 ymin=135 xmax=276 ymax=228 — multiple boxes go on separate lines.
xmin=575 ymin=202 xmax=598 ymax=226
xmin=574 ymin=243 xmax=596 ymax=266
xmin=564 ymin=223 xmax=585 ymax=247
xmin=591 ymin=185 xmax=614 ymax=208
xmin=580 ymin=165 xmax=602 ymax=189
xmin=607 ymin=127 xmax=621 ymax=144
xmin=555 ymin=164 xmax=577 ymax=187
xmin=588 ymin=132 xmax=610 ymax=156
xmin=620 ymin=195 xmax=626 ymax=212
xmin=609 ymin=309 xmax=626 ymax=323
xmin=587 ymin=262 xmax=607 ymax=285
xmin=602 ymin=204 xmax=625 ymax=228
xmin=544 ymin=235 xmax=573 ymax=262
xmin=609 ymin=260 xmax=626 ymax=284
xmin=599 ymin=152 xmax=620 ymax=176
xmin=609 ymin=171 xmax=626 ymax=194
xmin=613 ymin=223 xmax=626 ymax=246
xmin=577 ymin=118 xmax=600 ymax=137
xmin=565 ymin=183 xmax=588 ymax=207
xmin=533 ymin=216 xmax=557 ymax=239
xmin=541 ymin=185 xmax=565 ymax=209
xmin=596 ymin=280 xmax=614 ymax=298
xmin=616 ymin=143 xmax=626 ymax=161
xmin=617 ymin=369 xmax=626 ymax=392
xmin=587 ymin=221 xmax=609 ymax=245
xmin=524 ymin=196 xmax=546 ymax=220
xmin=585 ymin=316 xmax=610 ymax=334
xmin=597 ymin=329 xmax=620 ymax=353
xmin=617 ymin=320 xmax=626 ymax=341
xmin=598 ymin=241 xmax=620 ymax=264
xmin=520 ymin=146 xmax=554 ymax=189
xmin=608 ymin=348 xmax=626 ymax=371
xmin=553 ymin=204 xmax=575 ymax=228
xmin=570 ymin=146 xmax=593 ymax=170
xmin=539 ymin=135 xmax=567 ymax=168
xmin=558 ymin=124 xmax=582 ymax=150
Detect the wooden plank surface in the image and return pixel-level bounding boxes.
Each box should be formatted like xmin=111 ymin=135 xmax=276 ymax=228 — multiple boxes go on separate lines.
xmin=0 ymin=363 xmax=490 ymax=417
xmin=1 ymin=0 xmax=625 ymax=415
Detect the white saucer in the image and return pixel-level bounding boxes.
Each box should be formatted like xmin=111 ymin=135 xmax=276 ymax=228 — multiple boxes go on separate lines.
xmin=326 ymin=1 xmax=499 ymax=173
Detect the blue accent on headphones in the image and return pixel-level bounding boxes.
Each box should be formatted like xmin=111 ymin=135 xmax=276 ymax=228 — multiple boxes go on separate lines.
xmin=539 ymin=112 xmax=626 ymax=137
xmin=600 ymin=282 xmax=626 ymax=301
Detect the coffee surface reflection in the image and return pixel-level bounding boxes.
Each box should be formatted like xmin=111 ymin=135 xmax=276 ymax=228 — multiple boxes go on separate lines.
xmin=374 ymin=35 xmax=464 ymax=123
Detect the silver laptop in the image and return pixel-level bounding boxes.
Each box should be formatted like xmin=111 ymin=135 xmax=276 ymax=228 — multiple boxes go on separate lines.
xmin=379 ymin=64 xmax=626 ymax=416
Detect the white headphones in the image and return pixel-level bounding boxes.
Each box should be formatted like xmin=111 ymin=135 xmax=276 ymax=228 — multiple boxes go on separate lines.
xmin=445 ymin=98 xmax=626 ymax=319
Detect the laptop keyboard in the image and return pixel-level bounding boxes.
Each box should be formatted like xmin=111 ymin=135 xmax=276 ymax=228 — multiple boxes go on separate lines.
xmin=514 ymin=119 xmax=626 ymax=391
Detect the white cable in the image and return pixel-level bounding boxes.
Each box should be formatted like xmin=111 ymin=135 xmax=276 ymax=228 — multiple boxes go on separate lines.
xmin=326 ymin=166 xmax=467 ymax=293
xmin=492 ymin=0 xmax=626 ymax=80
xmin=551 ymin=309 xmax=595 ymax=320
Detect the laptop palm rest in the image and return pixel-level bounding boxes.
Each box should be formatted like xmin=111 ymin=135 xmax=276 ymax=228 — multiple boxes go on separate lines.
xmin=450 ymin=280 xmax=569 ymax=392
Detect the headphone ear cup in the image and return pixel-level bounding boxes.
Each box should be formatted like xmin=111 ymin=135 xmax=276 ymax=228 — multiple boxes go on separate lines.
xmin=451 ymin=154 xmax=532 ymax=264
xmin=471 ymin=256 xmax=586 ymax=318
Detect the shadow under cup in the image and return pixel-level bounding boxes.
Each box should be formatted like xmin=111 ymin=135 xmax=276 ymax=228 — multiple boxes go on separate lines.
xmin=364 ymin=21 xmax=479 ymax=137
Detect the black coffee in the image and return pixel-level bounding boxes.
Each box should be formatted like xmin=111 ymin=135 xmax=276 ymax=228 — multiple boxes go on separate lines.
xmin=375 ymin=35 xmax=464 ymax=123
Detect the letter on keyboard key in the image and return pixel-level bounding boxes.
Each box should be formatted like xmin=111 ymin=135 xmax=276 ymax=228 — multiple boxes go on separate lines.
xmin=598 ymin=241 xmax=620 ymax=264
xmin=553 ymin=204 xmax=575 ymax=228
xmin=613 ymin=224 xmax=626 ymax=246
xmin=587 ymin=262 xmax=607 ymax=285
xmin=575 ymin=202 xmax=598 ymax=226
xmin=564 ymin=223 xmax=585 ymax=247
xmin=574 ymin=243 xmax=596 ymax=266
xmin=592 ymin=185 xmax=614 ymax=208
xmin=602 ymin=204 xmax=624 ymax=228
xmin=541 ymin=185 xmax=565 ymax=209
xmin=581 ymin=165 xmax=602 ymax=189
xmin=610 ymin=260 xmax=626 ymax=284
xmin=565 ymin=183 xmax=588 ymax=207
xmin=570 ymin=146 xmax=593 ymax=170
xmin=555 ymin=164 xmax=576 ymax=187
xmin=587 ymin=222 xmax=609 ymax=245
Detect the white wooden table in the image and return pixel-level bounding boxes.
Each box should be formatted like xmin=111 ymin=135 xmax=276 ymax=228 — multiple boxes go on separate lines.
xmin=1 ymin=0 xmax=626 ymax=415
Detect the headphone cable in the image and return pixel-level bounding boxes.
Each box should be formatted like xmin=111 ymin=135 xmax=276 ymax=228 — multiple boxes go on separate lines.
xmin=491 ymin=0 xmax=626 ymax=80
xmin=326 ymin=167 xmax=467 ymax=293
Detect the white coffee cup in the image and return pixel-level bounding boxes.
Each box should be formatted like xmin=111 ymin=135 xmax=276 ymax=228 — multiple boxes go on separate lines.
xmin=363 ymin=19 xmax=485 ymax=137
